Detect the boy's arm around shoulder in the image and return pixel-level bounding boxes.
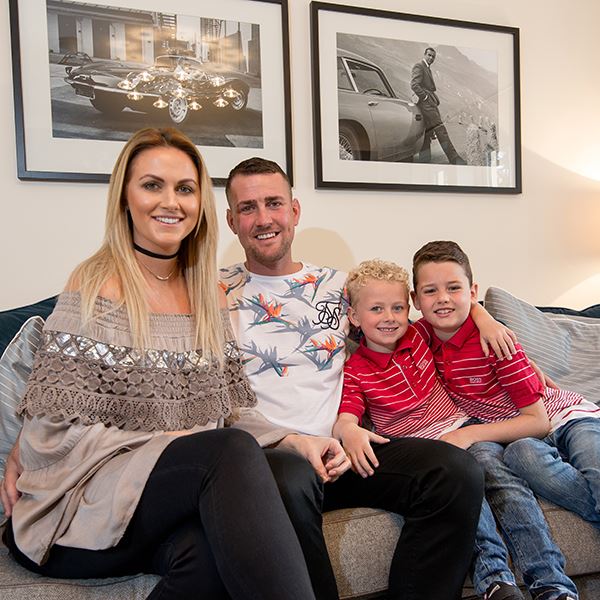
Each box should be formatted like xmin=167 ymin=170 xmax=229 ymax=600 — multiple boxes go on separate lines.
xmin=470 ymin=302 xmax=556 ymax=387
xmin=470 ymin=301 xmax=517 ymax=360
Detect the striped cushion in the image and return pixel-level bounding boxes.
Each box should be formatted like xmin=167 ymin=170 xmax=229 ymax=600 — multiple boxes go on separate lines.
xmin=0 ymin=317 xmax=44 ymax=524
xmin=484 ymin=287 xmax=600 ymax=405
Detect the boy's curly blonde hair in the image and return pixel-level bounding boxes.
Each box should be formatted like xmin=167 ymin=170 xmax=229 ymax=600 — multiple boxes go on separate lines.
xmin=346 ymin=259 xmax=410 ymax=307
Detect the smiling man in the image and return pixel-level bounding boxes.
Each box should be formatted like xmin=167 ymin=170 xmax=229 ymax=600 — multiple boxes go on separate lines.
xmin=221 ymin=157 xmax=485 ymax=600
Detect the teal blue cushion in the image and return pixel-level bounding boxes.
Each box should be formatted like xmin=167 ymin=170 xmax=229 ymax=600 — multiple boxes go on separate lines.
xmin=0 ymin=297 xmax=56 ymax=358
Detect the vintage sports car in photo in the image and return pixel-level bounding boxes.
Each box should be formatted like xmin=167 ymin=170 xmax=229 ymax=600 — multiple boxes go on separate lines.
xmin=64 ymin=54 xmax=250 ymax=124
xmin=337 ymin=49 xmax=425 ymax=161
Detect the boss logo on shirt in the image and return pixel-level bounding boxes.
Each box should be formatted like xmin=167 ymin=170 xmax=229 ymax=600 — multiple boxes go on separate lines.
xmin=469 ymin=377 xmax=483 ymax=384
xmin=417 ymin=359 xmax=429 ymax=371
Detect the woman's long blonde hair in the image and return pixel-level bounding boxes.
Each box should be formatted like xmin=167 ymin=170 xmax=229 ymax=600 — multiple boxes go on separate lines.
xmin=68 ymin=127 xmax=223 ymax=358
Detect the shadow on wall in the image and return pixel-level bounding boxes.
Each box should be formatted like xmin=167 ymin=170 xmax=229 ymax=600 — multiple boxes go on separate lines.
xmin=218 ymin=228 xmax=356 ymax=273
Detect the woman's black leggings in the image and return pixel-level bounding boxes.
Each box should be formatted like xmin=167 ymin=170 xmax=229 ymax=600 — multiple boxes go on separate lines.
xmin=4 ymin=428 xmax=315 ymax=600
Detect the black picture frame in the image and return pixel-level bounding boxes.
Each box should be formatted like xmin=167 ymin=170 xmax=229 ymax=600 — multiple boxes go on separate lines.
xmin=9 ymin=0 xmax=292 ymax=186
xmin=311 ymin=2 xmax=521 ymax=193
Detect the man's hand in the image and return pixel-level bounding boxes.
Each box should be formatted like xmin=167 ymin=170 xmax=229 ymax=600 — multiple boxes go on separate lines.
xmin=279 ymin=434 xmax=351 ymax=483
xmin=1 ymin=438 xmax=22 ymax=517
xmin=337 ymin=421 xmax=389 ymax=478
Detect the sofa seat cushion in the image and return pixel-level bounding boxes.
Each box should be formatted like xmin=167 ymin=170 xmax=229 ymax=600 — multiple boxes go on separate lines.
xmin=323 ymin=507 xmax=403 ymax=599
xmin=0 ymin=530 xmax=159 ymax=600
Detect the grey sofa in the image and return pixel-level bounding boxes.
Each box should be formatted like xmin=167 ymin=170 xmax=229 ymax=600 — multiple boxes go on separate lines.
xmin=1 ymin=287 xmax=600 ymax=599
xmin=2 ymin=503 xmax=600 ymax=599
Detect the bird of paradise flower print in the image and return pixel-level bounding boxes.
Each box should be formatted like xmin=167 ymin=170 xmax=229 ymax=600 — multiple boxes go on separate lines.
xmin=302 ymin=334 xmax=344 ymax=371
xmin=241 ymin=340 xmax=292 ymax=377
xmin=218 ymin=266 xmax=250 ymax=296
xmin=245 ymin=293 xmax=292 ymax=328
xmin=285 ymin=272 xmax=327 ymax=302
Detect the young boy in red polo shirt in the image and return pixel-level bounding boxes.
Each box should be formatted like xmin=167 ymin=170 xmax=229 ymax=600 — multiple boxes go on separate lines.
xmin=411 ymin=240 xmax=598 ymax=600
xmin=332 ymin=259 xmax=577 ymax=600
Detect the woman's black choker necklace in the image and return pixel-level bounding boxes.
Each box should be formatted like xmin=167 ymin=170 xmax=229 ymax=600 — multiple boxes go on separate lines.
xmin=133 ymin=242 xmax=178 ymax=260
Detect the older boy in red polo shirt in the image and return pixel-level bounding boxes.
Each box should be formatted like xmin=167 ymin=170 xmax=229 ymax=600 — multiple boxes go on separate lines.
xmin=411 ymin=240 xmax=592 ymax=600
xmin=333 ymin=259 xmax=576 ymax=600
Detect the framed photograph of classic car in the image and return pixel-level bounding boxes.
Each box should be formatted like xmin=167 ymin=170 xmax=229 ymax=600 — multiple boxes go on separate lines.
xmin=311 ymin=2 xmax=521 ymax=193
xmin=9 ymin=0 xmax=292 ymax=185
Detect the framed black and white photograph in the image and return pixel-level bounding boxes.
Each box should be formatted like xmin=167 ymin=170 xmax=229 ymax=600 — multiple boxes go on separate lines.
xmin=9 ymin=0 xmax=291 ymax=184
xmin=311 ymin=2 xmax=521 ymax=193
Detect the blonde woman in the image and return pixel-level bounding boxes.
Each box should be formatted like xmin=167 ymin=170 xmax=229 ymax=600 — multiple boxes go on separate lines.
xmin=1 ymin=128 xmax=315 ymax=599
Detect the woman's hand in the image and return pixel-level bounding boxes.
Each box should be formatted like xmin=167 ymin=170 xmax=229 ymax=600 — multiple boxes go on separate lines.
xmin=1 ymin=437 xmax=23 ymax=517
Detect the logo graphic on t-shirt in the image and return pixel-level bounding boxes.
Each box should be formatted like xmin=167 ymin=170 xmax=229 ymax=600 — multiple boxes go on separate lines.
xmin=312 ymin=297 xmax=347 ymax=331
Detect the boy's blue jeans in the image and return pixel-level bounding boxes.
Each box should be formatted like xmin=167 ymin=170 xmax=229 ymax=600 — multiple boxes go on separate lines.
xmin=469 ymin=441 xmax=578 ymax=598
xmin=504 ymin=417 xmax=600 ymax=528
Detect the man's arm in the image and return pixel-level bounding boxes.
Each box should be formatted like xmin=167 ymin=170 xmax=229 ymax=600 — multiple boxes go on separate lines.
xmin=277 ymin=433 xmax=351 ymax=483
xmin=0 ymin=434 xmax=22 ymax=517
xmin=233 ymin=408 xmax=351 ymax=482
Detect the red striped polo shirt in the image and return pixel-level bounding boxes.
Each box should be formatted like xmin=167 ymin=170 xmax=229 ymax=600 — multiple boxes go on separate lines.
xmin=413 ymin=316 xmax=600 ymax=431
xmin=340 ymin=324 xmax=467 ymax=439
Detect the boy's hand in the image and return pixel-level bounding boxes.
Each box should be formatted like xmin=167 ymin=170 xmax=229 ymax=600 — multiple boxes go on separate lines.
xmin=440 ymin=427 xmax=477 ymax=450
xmin=337 ymin=421 xmax=389 ymax=478
xmin=529 ymin=358 xmax=558 ymax=389
xmin=471 ymin=301 xmax=517 ymax=360
xmin=479 ymin=325 xmax=517 ymax=361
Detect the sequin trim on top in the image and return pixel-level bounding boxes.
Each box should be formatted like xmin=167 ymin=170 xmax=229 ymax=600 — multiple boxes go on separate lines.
xmin=19 ymin=293 xmax=255 ymax=431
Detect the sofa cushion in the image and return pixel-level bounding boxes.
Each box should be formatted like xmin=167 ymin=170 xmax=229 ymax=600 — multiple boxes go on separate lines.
xmin=537 ymin=303 xmax=600 ymax=319
xmin=0 ymin=317 xmax=45 ymax=525
xmin=0 ymin=297 xmax=57 ymax=358
xmin=484 ymin=287 xmax=600 ymax=404
xmin=0 ymin=532 xmax=159 ymax=600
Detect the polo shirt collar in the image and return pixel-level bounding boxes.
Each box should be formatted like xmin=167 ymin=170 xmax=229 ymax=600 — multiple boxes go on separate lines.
xmin=355 ymin=330 xmax=415 ymax=369
xmin=429 ymin=315 xmax=476 ymax=351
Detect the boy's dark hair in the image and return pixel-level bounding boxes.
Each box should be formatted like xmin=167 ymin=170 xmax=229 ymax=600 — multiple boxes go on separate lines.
xmin=412 ymin=241 xmax=473 ymax=289
xmin=225 ymin=157 xmax=291 ymax=205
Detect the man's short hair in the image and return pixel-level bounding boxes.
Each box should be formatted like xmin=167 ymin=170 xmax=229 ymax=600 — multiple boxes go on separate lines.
xmin=424 ymin=47 xmax=436 ymax=56
xmin=225 ymin=157 xmax=291 ymax=205
xmin=346 ymin=259 xmax=410 ymax=307
xmin=412 ymin=241 xmax=473 ymax=289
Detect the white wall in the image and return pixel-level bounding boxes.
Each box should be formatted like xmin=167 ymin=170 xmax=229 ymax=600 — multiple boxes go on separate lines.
xmin=2 ymin=0 xmax=600 ymax=311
